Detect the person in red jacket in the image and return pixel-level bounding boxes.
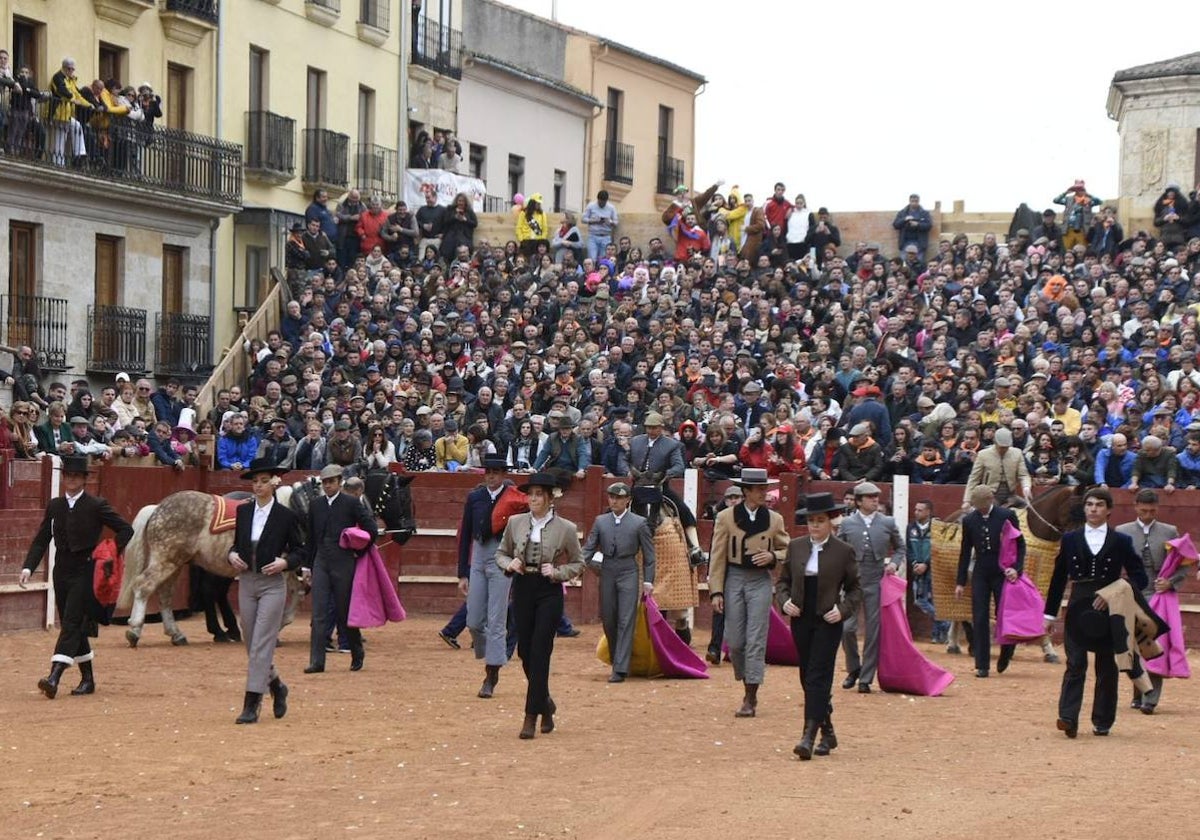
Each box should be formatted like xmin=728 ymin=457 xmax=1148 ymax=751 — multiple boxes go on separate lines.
xmin=739 ymin=426 xmax=774 ymax=471
xmin=764 ymin=182 xmax=794 ymax=238
xmin=355 ymin=196 xmax=390 ymax=256
xmin=766 ymin=425 xmax=807 ymax=477
xmin=671 ymin=211 xmax=711 ymax=262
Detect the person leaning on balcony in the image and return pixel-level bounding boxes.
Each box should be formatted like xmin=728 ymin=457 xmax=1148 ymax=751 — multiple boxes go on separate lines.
xmin=148 ymin=420 xmax=184 ymax=471
xmin=48 ymin=57 xmax=93 ymax=165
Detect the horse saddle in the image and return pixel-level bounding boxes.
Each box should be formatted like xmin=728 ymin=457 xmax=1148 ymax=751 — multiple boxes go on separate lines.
xmin=209 ymin=494 xmax=248 ymax=534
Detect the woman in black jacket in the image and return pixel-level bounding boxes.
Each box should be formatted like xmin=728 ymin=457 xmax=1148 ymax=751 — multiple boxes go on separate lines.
xmin=440 ymin=192 xmax=477 ymax=262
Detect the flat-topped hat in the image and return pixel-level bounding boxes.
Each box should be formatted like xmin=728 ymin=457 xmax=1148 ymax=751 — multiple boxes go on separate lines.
xmin=853 ymin=481 xmax=882 ymax=497
xmin=241 ymin=457 xmax=289 ymax=481
xmin=318 ymin=464 xmax=344 ymax=481
xmin=794 ymin=492 xmax=844 ymax=521
xmin=483 ymin=455 xmax=509 ymax=471
xmin=60 ymin=455 xmax=92 ymax=475
xmin=643 ymin=412 xmax=665 ymax=427
xmin=518 ymin=472 xmax=566 ymax=493
xmin=606 ymin=482 xmax=631 ymax=497
xmin=733 ymin=467 xmax=778 ymax=488
xmin=69 ymin=415 xmax=90 ymax=425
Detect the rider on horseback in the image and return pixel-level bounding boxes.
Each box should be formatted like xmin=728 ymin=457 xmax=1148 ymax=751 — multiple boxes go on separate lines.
xmin=629 ymin=413 xmax=707 ymax=567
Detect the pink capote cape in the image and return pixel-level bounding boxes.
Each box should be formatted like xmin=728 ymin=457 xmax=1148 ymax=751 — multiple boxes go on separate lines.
xmin=877 ymin=573 xmax=954 ymax=696
xmin=596 ymin=595 xmax=708 ymax=678
xmin=720 ymin=607 xmax=799 ymax=665
xmin=994 ymin=519 xmax=1046 ymax=644
xmin=342 ymin=527 xmax=407 ymax=628
xmin=1146 ymin=533 xmax=1196 ymax=679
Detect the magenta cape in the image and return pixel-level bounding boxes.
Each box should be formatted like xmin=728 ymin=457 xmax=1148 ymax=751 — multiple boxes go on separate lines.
xmin=877 ymin=574 xmax=954 ymax=696
xmin=348 ymin=544 xmax=407 ymax=628
xmin=1146 ymin=534 xmax=1196 ymax=679
xmin=719 ymin=607 xmax=799 ymax=665
xmin=643 ymin=595 xmax=709 ymax=678
xmin=995 ymin=519 xmax=1046 ymax=644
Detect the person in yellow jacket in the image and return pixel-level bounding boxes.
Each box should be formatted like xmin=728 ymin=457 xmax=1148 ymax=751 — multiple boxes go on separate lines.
xmin=49 ymin=57 xmax=93 ymax=164
xmin=515 ymin=193 xmax=549 ymax=258
xmin=724 ymin=187 xmax=749 ymax=250
xmin=435 ymin=418 xmax=470 ymax=470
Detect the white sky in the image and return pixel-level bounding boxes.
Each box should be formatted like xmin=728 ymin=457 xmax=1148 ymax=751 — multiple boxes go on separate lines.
xmin=498 ymin=1 xmax=1200 ymax=212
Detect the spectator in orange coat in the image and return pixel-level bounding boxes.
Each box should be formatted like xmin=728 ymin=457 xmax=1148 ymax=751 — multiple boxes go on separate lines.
xmin=355 ymin=196 xmax=390 ymax=256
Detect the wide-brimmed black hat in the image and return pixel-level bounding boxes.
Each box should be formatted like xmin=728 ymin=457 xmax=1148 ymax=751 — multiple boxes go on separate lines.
xmin=483 ymin=456 xmax=509 ymax=472
xmin=240 ymin=457 xmax=289 ymax=481
xmin=1066 ymin=598 xmax=1117 ymax=652
xmin=794 ymin=492 xmax=844 ymax=520
xmin=60 ymin=455 xmax=92 ymax=475
xmin=518 ymin=472 xmax=566 ymax=493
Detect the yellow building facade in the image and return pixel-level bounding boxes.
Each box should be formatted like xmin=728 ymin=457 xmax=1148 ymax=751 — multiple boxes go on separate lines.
xmin=216 ymin=0 xmax=408 ymax=353
xmin=563 ymin=33 xmax=704 ymax=215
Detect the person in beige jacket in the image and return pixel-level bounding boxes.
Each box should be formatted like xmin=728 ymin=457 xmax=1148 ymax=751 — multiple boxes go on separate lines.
xmin=962 ymin=427 xmax=1031 ymax=509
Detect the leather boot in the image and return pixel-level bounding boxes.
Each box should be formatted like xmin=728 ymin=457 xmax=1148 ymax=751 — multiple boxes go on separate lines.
xmin=735 ymin=683 xmax=759 ymax=718
xmin=38 ymin=661 xmax=68 ymax=699
xmin=478 ymin=664 xmax=500 ymax=699
xmin=519 ymin=713 xmax=538 ymax=740
xmin=236 ymin=691 xmax=262 ymax=724
xmin=268 ymin=677 xmax=288 ymax=719
xmin=71 ymin=661 xmax=96 ymax=696
xmin=541 ymin=696 xmax=556 ymax=734
xmin=814 ymin=717 xmax=838 ymax=756
xmin=674 ymin=620 xmax=692 ymax=646
xmin=793 ymin=719 xmax=820 ymax=760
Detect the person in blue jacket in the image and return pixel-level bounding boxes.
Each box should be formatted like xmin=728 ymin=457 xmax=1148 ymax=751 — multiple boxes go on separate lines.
xmin=218 ymin=412 xmax=259 ymax=471
xmin=1093 ymin=433 xmax=1135 ymax=488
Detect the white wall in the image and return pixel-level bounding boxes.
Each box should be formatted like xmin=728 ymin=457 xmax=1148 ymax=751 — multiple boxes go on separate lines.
xmin=457 ymin=63 xmax=590 ymax=212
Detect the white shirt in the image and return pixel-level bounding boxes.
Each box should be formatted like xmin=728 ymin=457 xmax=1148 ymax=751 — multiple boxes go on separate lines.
xmin=65 ymin=489 xmax=84 ymax=510
xmin=744 ymin=504 xmax=760 ymax=523
xmin=251 ymin=499 xmax=274 ymax=543
xmin=326 ymin=492 xmax=339 ymax=506
xmin=806 ymin=538 xmax=828 ymax=575
xmin=488 ymin=486 xmax=504 ymax=503
xmin=859 ymin=512 xmax=875 ymax=528
xmin=612 ymin=511 xmax=626 ymax=527
xmin=530 ymin=510 xmax=553 ymax=543
xmin=1085 ymin=524 xmax=1108 ymax=554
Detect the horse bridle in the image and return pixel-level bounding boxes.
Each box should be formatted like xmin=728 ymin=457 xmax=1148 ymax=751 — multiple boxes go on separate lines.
xmin=1023 ymin=491 xmax=1065 ymax=538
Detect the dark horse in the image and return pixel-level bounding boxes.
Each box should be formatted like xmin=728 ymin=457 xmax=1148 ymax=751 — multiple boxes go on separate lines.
xmin=118 ymin=469 xmax=417 ymax=647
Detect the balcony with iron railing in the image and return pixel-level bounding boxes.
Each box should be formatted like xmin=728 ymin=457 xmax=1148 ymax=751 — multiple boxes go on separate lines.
xmin=245 ymin=111 xmax=296 ymax=183
xmin=160 ymin=0 xmax=219 ymax=46
xmin=164 ymin=0 xmax=219 ymax=24
xmin=412 ymin=17 xmax=463 ymax=79
xmin=88 ymin=305 xmax=148 ymax=374
xmin=603 ymin=140 xmax=634 ymax=186
xmin=657 ymin=154 xmax=685 ymax=196
xmin=156 ymin=312 xmax=213 ymax=379
xmin=357 ymin=0 xmax=390 ymax=44
xmin=302 ymin=128 xmax=350 ymax=190
xmin=305 ymin=0 xmax=340 ymax=25
xmin=355 ymin=143 xmax=397 ymax=199
xmin=0 ymin=295 xmax=69 ymax=371
xmin=0 ymin=98 xmax=241 ymax=209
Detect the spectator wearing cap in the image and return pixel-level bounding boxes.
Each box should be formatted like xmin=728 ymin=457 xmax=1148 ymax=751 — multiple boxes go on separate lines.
xmin=325 ymin=420 xmax=360 ymax=469
xmin=733 ymin=380 xmax=771 ymax=437
xmin=1031 ymin=208 xmax=1064 ymax=253
xmin=218 ymin=412 xmax=259 ymax=472
xmin=68 ymin=415 xmax=110 ymax=459
xmin=1128 ymin=436 xmax=1177 ymax=492
xmin=833 ymin=423 xmax=883 ymax=482
xmin=257 ymin=418 xmax=297 ymax=469
xmin=1094 ymin=432 xmax=1135 ymax=489
xmin=962 ymin=427 xmax=1031 ymax=508
xmin=844 ymin=383 xmax=892 ymax=445
xmin=837 ymin=482 xmax=905 ymax=694
xmin=533 ymin=414 xmax=589 ymax=479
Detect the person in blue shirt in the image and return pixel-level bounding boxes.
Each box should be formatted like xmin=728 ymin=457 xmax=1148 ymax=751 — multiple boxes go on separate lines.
xmin=1093 ymin=433 xmax=1135 ymax=488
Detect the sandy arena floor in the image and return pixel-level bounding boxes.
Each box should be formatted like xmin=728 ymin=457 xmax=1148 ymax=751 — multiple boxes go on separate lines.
xmin=1 ymin=615 xmax=1196 ymax=840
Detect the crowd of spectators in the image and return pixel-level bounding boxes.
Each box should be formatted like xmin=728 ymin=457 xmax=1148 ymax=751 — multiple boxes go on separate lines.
xmin=0 ymin=52 xmax=163 ymax=173
xmin=9 ymin=163 xmax=1200 ymax=498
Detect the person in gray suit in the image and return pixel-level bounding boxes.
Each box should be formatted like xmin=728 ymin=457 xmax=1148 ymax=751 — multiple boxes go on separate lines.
xmin=1116 ymin=489 xmax=1181 ymax=714
xmin=583 ymin=482 xmax=656 ymax=682
xmin=837 ymin=482 xmax=905 ymax=693
xmin=629 ymin=412 xmax=706 ymax=565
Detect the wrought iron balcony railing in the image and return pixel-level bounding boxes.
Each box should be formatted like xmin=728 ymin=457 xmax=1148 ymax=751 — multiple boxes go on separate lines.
xmin=0 ymin=98 xmax=241 ymax=206
xmin=412 ymin=17 xmax=463 ymax=79
xmin=245 ymin=110 xmax=296 ymax=177
xmin=302 ymin=127 xmax=350 ymax=189
xmin=88 ymin=304 xmax=148 ymax=374
xmin=355 ymin=143 xmax=397 ymax=199
xmin=603 ymin=140 xmax=634 ymax=185
xmin=657 ymin=154 xmax=684 ymax=195
xmin=156 ymin=312 xmax=212 ymax=378
xmin=164 ymin=0 xmax=220 ymax=26
xmin=0 ymin=295 xmax=69 ymax=371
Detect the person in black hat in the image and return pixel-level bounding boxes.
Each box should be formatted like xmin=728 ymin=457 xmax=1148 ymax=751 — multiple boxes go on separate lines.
xmin=227 ymin=458 xmax=306 ymax=724
xmin=495 ymin=472 xmax=584 ymax=739
xmin=19 ymin=455 xmax=134 ymax=698
xmin=1043 ymin=487 xmax=1148 ymax=737
xmin=458 ymin=456 xmax=520 ymax=699
xmin=777 ymin=493 xmax=861 ymax=759
xmin=302 ymin=463 xmax=379 ymax=674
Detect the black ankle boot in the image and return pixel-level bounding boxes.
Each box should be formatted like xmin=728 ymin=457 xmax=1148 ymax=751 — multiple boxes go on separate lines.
xmin=71 ymin=661 xmax=95 ymax=696
xmin=479 ymin=664 xmax=500 ymax=699
xmin=541 ymin=696 xmax=556 ymax=734
xmin=814 ymin=717 xmax=838 ymax=756
xmin=236 ymin=691 xmax=262 ymax=724
xmin=519 ymin=713 xmax=538 ymax=739
xmin=38 ymin=661 xmax=68 ymax=699
xmin=793 ymin=719 xmax=820 ymax=760
xmin=268 ymin=678 xmax=288 ymax=719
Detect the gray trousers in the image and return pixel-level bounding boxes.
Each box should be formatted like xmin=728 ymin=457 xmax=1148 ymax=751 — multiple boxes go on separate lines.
xmin=600 ymin=558 xmax=640 ymax=676
xmin=467 ymin=538 xmax=512 ymax=667
xmin=239 ymin=570 xmax=286 ymax=694
xmin=842 ymin=572 xmax=883 ymax=686
xmin=724 ymin=564 xmax=773 ymax=685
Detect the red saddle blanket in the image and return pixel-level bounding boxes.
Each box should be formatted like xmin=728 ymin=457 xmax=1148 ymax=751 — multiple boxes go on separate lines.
xmin=209 ymin=495 xmax=246 ymax=534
